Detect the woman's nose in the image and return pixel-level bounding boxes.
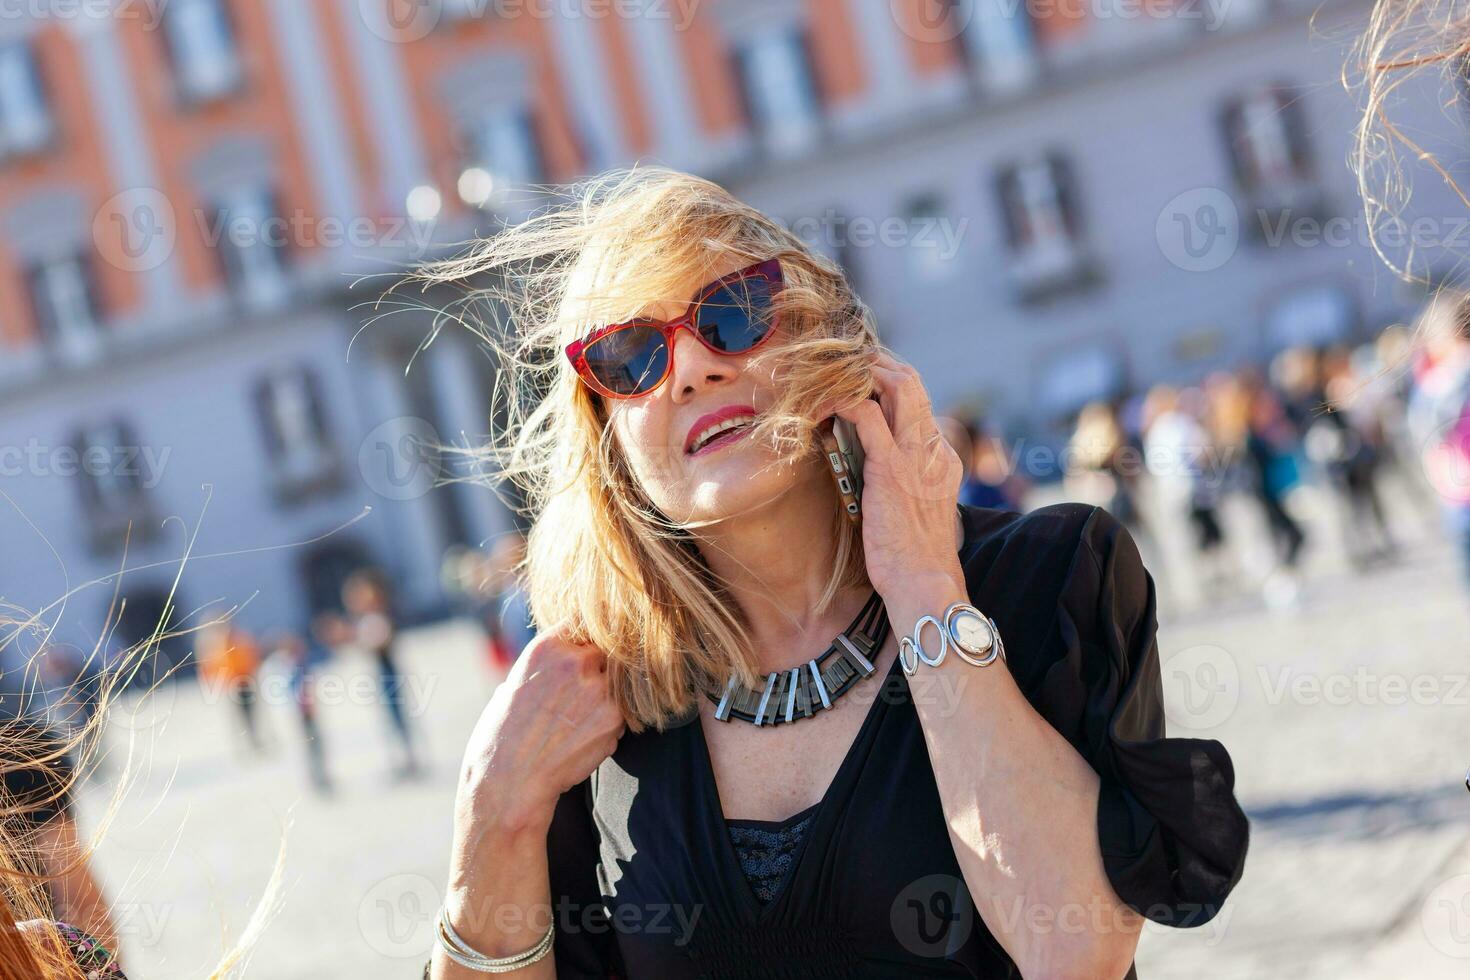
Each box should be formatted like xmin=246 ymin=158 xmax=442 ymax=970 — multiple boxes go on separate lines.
xmin=667 ymin=324 xmax=734 ymax=398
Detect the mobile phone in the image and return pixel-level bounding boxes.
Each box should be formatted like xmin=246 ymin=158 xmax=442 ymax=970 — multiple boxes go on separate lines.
xmin=820 ymin=417 xmax=865 ymax=524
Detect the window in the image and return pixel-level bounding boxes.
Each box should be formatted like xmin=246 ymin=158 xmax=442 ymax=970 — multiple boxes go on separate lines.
xmin=956 ymin=0 xmax=1039 ymax=92
xmin=253 ymin=365 xmax=342 ymax=502
xmin=734 ymin=28 xmax=822 ymax=157
xmin=441 ymin=0 xmax=484 ymax=24
xmin=1222 ymin=83 xmax=1319 ymax=222
xmin=903 ymin=193 xmax=955 ymax=283
xmin=27 ymin=254 xmax=102 ymax=366
xmin=458 ymin=108 xmax=543 ymax=208
xmin=73 ymin=418 xmax=155 ymax=552
xmin=0 ymin=42 xmax=52 ymax=159
xmin=210 ymin=185 xmax=290 ymax=309
xmin=162 ymin=0 xmax=243 ymax=105
xmin=995 ymin=153 xmax=1096 ymax=300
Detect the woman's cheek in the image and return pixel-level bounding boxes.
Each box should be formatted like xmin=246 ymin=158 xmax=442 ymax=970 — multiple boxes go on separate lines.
xmin=615 ymin=418 xmax=669 ymax=495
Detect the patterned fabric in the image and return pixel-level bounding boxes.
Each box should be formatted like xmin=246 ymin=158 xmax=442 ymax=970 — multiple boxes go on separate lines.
xmin=726 ymin=805 xmax=819 ymax=904
xmin=53 ymin=920 xmax=127 ymax=978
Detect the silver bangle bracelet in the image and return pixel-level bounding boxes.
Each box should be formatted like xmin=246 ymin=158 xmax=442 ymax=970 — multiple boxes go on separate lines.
xmin=898 ymin=602 xmax=1005 ymax=676
xmin=435 ymin=905 xmax=554 ymax=974
xmin=898 ymin=614 xmax=948 ymax=675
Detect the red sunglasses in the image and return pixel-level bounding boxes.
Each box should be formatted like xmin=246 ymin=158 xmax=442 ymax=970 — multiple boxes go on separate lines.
xmin=564 ymin=258 xmax=784 ymax=399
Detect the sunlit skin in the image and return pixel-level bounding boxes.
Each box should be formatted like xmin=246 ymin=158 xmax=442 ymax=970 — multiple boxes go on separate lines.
xmin=604 ymin=255 xmax=883 ymax=645
xmin=434 ymin=257 xmax=1144 ymax=980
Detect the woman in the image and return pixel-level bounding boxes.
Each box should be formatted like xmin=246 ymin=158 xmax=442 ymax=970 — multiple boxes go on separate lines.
xmin=425 ymin=168 xmax=1248 ymax=978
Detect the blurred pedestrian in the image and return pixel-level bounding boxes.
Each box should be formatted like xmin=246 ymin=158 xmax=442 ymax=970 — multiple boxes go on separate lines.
xmin=196 ymin=615 xmax=269 ymax=756
xmin=1241 ymin=371 xmax=1308 ymax=603
xmin=1369 ymin=323 xmax=1441 ymax=517
xmin=264 ymin=627 xmax=334 ymax=795
xmin=1304 ymin=347 xmax=1397 ymax=568
xmin=1066 ymin=400 xmax=1143 ymax=529
xmin=340 ymin=569 xmax=423 ymax=781
xmin=488 ymin=533 xmax=536 ymax=665
xmin=1143 ymin=385 xmax=1236 ymax=592
xmin=1407 ymin=288 xmax=1470 ymax=591
xmin=943 ymin=415 xmax=1027 ymax=512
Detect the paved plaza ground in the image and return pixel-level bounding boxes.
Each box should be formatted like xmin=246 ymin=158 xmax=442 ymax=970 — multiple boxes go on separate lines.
xmin=77 ymin=485 xmax=1470 ymax=978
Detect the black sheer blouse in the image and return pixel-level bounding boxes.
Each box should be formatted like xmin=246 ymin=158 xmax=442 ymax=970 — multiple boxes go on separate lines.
xmin=546 ymin=502 xmax=1250 ymax=978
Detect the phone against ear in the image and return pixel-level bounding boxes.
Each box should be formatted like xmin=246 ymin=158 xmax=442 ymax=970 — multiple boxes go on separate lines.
xmin=820 ymin=417 xmax=865 ymax=524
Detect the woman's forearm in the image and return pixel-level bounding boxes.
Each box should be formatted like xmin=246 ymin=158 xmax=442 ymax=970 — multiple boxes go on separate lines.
xmin=886 ymin=575 xmax=1142 ymax=980
xmin=431 ymin=809 xmax=557 ymax=980
xmin=433 ymin=626 xmax=627 ymax=977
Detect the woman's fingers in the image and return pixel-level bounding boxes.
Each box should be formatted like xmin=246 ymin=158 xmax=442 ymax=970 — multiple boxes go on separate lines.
xmin=867 ymin=356 xmax=961 ymax=503
xmin=832 ymin=349 xmax=943 ymax=468
xmin=872 ymin=366 xmax=923 ymax=439
xmin=832 ymin=396 xmax=896 ymax=457
xmin=872 ymin=352 xmax=935 ymax=439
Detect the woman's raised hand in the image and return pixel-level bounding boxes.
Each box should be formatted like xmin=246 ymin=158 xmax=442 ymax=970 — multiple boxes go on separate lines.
xmin=831 ymin=349 xmax=967 ymax=600
xmin=454 ymin=620 xmax=626 ymax=835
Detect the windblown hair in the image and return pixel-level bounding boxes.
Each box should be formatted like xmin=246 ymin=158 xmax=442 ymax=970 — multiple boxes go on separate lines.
xmin=0 ymin=590 xmax=282 ymax=978
xmin=1348 ymin=0 xmax=1470 ymax=280
xmin=1410 ymin=280 xmax=1470 ymax=342
xmin=405 ymin=167 xmax=884 ymax=730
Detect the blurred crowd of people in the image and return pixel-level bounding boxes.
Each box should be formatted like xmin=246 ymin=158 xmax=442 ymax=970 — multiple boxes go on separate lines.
xmin=944 ymin=315 xmax=1457 ymax=612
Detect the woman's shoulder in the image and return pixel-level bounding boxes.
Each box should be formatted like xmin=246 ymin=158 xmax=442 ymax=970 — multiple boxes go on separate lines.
xmin=958 ymin=500 xmax=1130 ymax=588
xmin=957 ymin=502 xmax=1149 ymax=681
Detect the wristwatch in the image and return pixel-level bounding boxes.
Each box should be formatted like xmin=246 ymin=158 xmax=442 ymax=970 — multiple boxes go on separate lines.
xmin=943 ymin=602 xmax=1004 ymax=667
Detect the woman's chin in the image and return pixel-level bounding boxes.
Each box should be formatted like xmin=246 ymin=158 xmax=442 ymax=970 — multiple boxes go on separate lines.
xmin=670 ymin=480 xmax=785 ymax=529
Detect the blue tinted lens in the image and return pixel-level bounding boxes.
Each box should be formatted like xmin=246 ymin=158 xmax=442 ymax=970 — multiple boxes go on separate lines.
xmin=583 ymin=323 xmax=668 ymax=396
xmin=697 ymin=275 xmax=775 ymax=352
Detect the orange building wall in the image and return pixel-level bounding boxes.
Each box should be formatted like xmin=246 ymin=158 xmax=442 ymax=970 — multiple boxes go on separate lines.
xmin=0 ymin=25 xmax=132 ymax=348
xmin=315 ymin=0 xmax=385 ymax=219
xmin=895 ymin=0 xmax=1096 ymax=75
xmin=805 ymin=0 xmax=868 ymax=105
xmin=673 ymin=0 xmax=870 ymax=137
xmin=596 ymin=13 xmax=653 ymax=158
xmin=673 ymin=0 xmax=744 ymax=138
xmin=394 ymin=14 xmax=583 ymax=216
xmin=116 ymin=0 xmax=318 ymax=297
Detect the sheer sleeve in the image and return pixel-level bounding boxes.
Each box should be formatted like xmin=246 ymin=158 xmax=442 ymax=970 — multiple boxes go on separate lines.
xmin=547 ymin=776 xmax=623 ymax=978
xmin=1041 ymin=505 xmax=1249 ymax=926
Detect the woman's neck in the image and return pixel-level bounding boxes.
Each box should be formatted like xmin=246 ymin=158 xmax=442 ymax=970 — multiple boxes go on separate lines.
xmin=690 ymin=467 xmax=864 ymax=669
xmin=690 ymin=470 xmax=964 ymax=673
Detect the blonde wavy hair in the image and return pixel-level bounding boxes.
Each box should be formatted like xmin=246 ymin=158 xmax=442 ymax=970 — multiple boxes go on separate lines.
xmin=403 ymin=167 xmax=884 ymax=730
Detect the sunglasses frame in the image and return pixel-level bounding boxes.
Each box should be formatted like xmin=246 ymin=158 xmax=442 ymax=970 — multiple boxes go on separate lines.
xmin=564 ymin=258 xmax=784 ymax=400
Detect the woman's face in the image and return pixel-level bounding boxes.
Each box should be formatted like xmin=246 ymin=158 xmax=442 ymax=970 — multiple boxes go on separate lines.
xmin=599 ymin=256 xmax=809 ymax=527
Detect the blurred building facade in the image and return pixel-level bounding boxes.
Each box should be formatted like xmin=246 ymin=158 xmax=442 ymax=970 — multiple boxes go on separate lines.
xmin=0 ymin=0 xmax=1461 ymax=643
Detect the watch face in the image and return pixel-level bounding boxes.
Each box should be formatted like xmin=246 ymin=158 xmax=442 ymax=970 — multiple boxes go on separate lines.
xmin=951 ymin=612 xmax=994 ymax=654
